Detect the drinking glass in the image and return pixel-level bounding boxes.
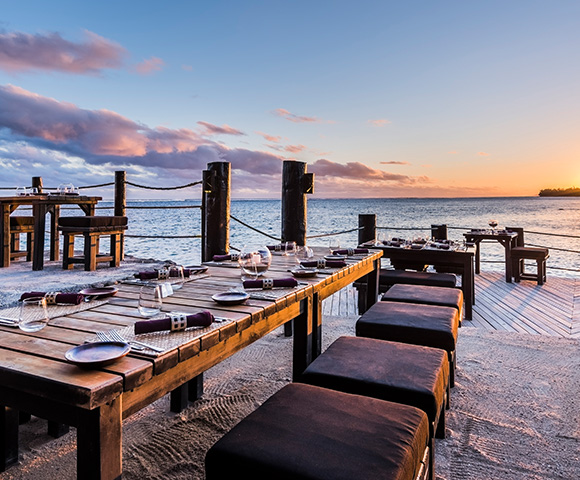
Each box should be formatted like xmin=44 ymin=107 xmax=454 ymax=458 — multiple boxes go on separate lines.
xmin=238 ymin=246 xmax=272 ymax=279
xmin=294 ymin=245 xmax=314 ymax=267
xmin=283 ymin=241 xmax=296 ymax=256
xmin=138 ymin=284 xmax=162 ymax=317
xmin=169 ymin=265 xmax=185 ymax=290
xmin=328 ymin=238 xmax=341 ymax=255
xmin=489 ymin=219 xmax=498 ymax=232
xmin=19 ymin=297 xmax=50 ymax=332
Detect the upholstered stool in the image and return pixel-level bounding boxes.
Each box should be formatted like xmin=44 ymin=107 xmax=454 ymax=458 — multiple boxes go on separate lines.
xmin=511 ymin=247 xmax=549 ymax=285
xmin=356 ymin=301 xmax=459 ymax=387
xmin=206 ymin=383 xmax=430 ymax=480
xmin=381 ymin=283 xmax=464 ymax=325
xmin=58 ymin=216 xmax=128 ymax=271
xmin=299 ymin=336 xmax=449 ymax=479
xmin=354 ymin=269 xmax=456 ymax=313
xmin=9 ymin=216 xmax=35 ymax=261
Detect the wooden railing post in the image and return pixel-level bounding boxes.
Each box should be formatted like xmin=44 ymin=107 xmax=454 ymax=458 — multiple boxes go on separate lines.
xmin=281 ymin=160 xmax=314 ymax=246
xmin=31 ymin=177 xmax=43 ymax=194
xmin=202 ymin=162 xmax=231 ymax=262
xmin=115 ymin=171 xmax=127 ymax=259
xmin=431 ymin=224 xmax=448 ymax=240
xmin=358 ymin=214 xmax=376 ymax=245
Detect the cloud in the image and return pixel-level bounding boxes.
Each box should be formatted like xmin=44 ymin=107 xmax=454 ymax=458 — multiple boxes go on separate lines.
xmin=477 ymin=152 xmax=490 ymax=156
xmin=272 ymin=108 xmax=319 ymax=123
xmin=267 ymin=143 xmax=307 ymax=154
xmin=0 ymin=30 xmax=125 ymax=74
xmin=448 ymin=150 xmax=458 ymax=154
xmin=309 ymin=159 xmax=431 ymax=185
xmin=197 ymin=121 xmax=245 ymax=136
xmin=256 ymin=131 xmax=282 ymax=143
xmin=368 ymin=119 xmax=391 ymax=127
xmin=380 ymin=161 xmax=410 ymax=165
xmin=133 ymin=56 xmax=164 ymax=75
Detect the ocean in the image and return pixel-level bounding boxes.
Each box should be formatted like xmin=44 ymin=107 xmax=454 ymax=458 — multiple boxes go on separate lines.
xmin=93 ymin=196 xmax=580 ymax=278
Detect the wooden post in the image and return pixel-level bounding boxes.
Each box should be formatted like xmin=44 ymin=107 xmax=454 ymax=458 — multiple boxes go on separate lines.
xmin=202 ymin=162 xmax=230 ymax=262
xmin=31 ymin=177 xmax=43 ymax=194
xmin=281 ymin=160 xmax=314 ymax=246
xmin=358 ymin=214 xmax=376 ymax=245
xmin=114 ymin=171 xmax=127 ymax=259
xmin=431 ymin=224 xmax=448 ymax=240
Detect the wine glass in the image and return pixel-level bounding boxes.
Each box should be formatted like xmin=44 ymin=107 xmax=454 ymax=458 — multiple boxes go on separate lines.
xmin=328 ymin=238 xmax=341 ymax=255
xmin=169 ymin=265 xmax=185 ymax=290
xmin=283 ymin=241 xmax=297 ymax=256
xmin=294 ymin=245 xmax=314 ymax=267
xmin=488 ymin=219 xmax=498 ymax=232
xmin=138 ymin=284 xmax=162 ymax=317
xmin=19 ymin=297 xmax=50 ymax=332
xmin=238 ymin=246 xmax=272 ymax=279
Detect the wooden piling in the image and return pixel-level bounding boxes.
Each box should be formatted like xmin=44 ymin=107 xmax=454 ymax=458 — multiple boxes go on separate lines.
xmin=202 ymin=162 xmax=231 ymax=262
xmin=115 ymin=171 xmax=127 ymax=259
xmin=358 ymin=214 xmax=376 ymax=245
xmin=281 ymin=161 xmax=314 ymax=246
xmin=31 ymin=177 xmax=43 ymax=194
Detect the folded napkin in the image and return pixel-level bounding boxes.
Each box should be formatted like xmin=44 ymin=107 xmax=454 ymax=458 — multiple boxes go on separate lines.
xmin=266 ymin=244 xmax=284 ymax=251
xmin=212 ymin=254 xmax=239 ymax=261
xmin=383 ymin=240 xmax=403 ymax=247
xmin=20 ymin=291 xmax=83 ymax=305
xmin=243 ymin=278 xmax=298 ymax=289
xmin=410 ymin=244 xmax=424 ymax=250
xmin=135 ymin=310 xmax=214 ymax=335
xmin=332 ymin=248 xmax=368 ymax=256
xmin=135 ymin=267 xmax=194 ymax=280
xmin=301 ymin=259 xmax=346 ymax=269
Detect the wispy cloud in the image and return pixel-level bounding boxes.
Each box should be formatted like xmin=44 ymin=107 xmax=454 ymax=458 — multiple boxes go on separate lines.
xmin=256 ymin=131 xmax=282 ymax=143
xmin=133 ymin=56 xmax=164 ymax=75
xmin=272 ymin=108 xmax=319 ymax=123
xmin=267 ymin=143 xmax=307 ymax=154
xmin=380 ymin=161 xmax=410 ymax=165
xmin=477 ymin=152 xmax=490 ymax=156
xmin=0 ymin=30 xmax=125 ymax=74
xmin=368 ymin=119 xmax=391 ymax=127
xmin=197 ymin=121 xmax=245 ymax=136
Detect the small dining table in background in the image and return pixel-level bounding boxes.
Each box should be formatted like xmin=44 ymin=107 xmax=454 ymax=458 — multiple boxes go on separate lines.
xmin=462 ymin=229 xmax=519 ymax=282
xmin=0 ymin=194 xmax=102 ymax=271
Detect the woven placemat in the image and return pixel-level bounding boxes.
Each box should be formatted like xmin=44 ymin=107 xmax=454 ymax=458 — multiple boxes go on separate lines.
xmin=0 ymin=298 xmax=109 ymax=324
xmin=122 ymin=273 xmax=210 ymax=286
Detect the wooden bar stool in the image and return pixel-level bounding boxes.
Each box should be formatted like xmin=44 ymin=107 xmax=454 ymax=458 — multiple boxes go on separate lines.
xmin=507 ymin=227 xmax=549 ymax=285
xmin=9 ymin=216 xmax=35 ymax=262
xmin=206 ymin=383 xmax=431 ymax=480
xmin=299 ymin=336 xmax=449 ymax=480
xmin=58 ymin=216 xmax=128 ymax=271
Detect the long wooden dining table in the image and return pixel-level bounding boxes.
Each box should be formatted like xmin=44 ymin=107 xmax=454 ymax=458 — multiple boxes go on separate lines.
xmin=0 ymin=247 xmax=381 ymax=479
xmin=0 ymin=194 xmax=102 ymax=270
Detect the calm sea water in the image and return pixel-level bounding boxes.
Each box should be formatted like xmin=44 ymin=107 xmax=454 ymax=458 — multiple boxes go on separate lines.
xmin=95 ymin=197 xmax=580 ymax=278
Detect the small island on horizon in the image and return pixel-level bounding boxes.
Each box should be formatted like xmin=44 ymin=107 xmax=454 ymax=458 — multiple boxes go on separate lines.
xmin=539 ymin=187 xmax=580 ymax=197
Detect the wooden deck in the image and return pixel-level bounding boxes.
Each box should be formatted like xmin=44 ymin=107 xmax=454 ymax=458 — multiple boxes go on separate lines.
xmin=323 ymin=272 xmax=580 ymax=339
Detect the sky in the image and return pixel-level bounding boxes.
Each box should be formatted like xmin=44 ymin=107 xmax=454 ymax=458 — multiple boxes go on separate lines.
xmin=1 ymin=0 xmax=579 ymax=200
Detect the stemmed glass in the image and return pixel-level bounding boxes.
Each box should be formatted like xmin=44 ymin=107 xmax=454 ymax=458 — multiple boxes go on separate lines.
xmin=138 ymin=284 xmax=163 ymax=317
xmin=19 ymin=297 xmax=50 ymax=332
xmin=283 ymin=241 xmax=296 ymax=256
xmin=169 ymin=265 xmax=185 ymax=290
xmin=238 ymin=246 xmax=272 ymax=279
xmin=488 ymin=219 xmax=498 ymax=233
xmin=328 ymin=238 xmax=341 ymax=255
xmin=294 ymin=245 xmax=314 ymax=268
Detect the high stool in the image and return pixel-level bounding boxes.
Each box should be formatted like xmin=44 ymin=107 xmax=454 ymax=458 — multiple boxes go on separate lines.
xmin=356 ymin=301 xmax=459 ymax=387
xmin=206 ymin=383 xmax=431 ymax=480
xmin=299 ymin=336 xmax=449 ymax=479
xmin=58 ymin=216 xmax=128 ymax=271
xmin=507 ymin=227 xmax=549 ymax=285
xmin=381 ymin=283 xmax=464 ymax=325
xmin=9 ymin=216 xmax=35 ymax=261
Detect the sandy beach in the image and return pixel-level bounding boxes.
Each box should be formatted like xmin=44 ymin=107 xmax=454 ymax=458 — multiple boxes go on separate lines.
xmin=0 ymin=258 xmax=578 ymax=479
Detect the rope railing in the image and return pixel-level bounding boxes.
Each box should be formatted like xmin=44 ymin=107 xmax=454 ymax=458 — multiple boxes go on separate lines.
xmin=377 ymin=226 xmax=429 ymax=231
xmin=230 ymin=215 xmax=281 ymax=241
xmin=306 ymin=227 xmax=363 ymax=239
xmin=125 ymin=180 xmax=202 ymax=190
xmin=126 ymin=234 xmax=203 ymax=239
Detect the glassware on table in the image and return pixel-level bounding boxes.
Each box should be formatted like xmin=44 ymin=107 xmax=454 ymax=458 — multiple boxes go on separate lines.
xmin=138 ymin=284 xmax=163 ymax=317
xmin=169 ymin=265 xmax=185 ymax=290
xmin=283 ymin=241 xmax=297 ymax=256
xmin=294 ymin=245 xmax=314 ymax=266
xmin=57 ymin=183 xmax=77 ymax=195
xmin=19 ymin=297 xmax=50 ymax=332
xmin=238 ymin=245 xmax=272 ymax=279
xmin=16 ymin=187 xmax=28 ymax=196
xmin=488 ymin=219 xmax=498 ymax=232
xmin=328 ymin=238 xmax=341 ymax=255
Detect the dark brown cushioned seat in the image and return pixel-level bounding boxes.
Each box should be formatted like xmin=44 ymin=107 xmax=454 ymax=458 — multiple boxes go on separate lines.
xmin=356 ymin=301 xmax=459 ymax=386
xmin=511 ymin=246 xmax=549 ymax=260
xmin=58 ymin=216 xmax=128 ymax=232
xmin=300 ymin=336 xmax=448 ymax=432
xmin=379 ymin=269 xmax=456 ymax=291
xmin=381 ymin=284 xmax=463 ymax=324
xmin=206 ymin=383 xmax=430 ymax=480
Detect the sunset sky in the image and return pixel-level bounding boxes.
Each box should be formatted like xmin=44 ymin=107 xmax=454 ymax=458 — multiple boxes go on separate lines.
xmin=1 ymin=1 xmax=579 ymax=199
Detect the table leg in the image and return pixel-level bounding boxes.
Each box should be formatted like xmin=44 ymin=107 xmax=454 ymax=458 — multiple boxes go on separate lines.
xmin=32 ymin=203 xmax=47 ymax=271
xmin=474 ymin=240 xmax=481 ymax=274
xmin=0 ymin=205 xmax=10 ymax=268
xmin=462 ymin=258 xmax=474 ymax=320
xmin=49 ymin=205 xmax=60 ymax=262
xmin=76 ymin=397 xmax=122 ymax=480
xmin=365 ymin=259 xmax=380 ymax=312
xmin=0 ymin=406 xmax=18 ymax=472
xmin=292 ymin=296 xmax=313 ymax=381
xmin=311 ymin=292 xmax=322 ymax=360
xmin=504 ymin=239 xmax=514 ymax=283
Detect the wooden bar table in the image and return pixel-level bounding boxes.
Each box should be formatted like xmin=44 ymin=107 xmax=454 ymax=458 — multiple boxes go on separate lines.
xmin=462 ymin=229 xmax=519 ymax=282
xmin=371 ymin=243 xmax=475 ymax=320
xmin=0 ymin=194 xmax=102 ymax=270
xmin=0 ymin=247 xmax=381 ymax=479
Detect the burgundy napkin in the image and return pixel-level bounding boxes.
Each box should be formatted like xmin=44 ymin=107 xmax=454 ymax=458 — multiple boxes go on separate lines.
xmin=332 ymin=248 xmax=369 ymax=255
xmin=266 ymin=244 xmax=283 ymax=251
xmin=20 ymin=291 xmax=83 ymax=305
xmin=135 ymin=310 xmax=214 ymax=335
xmin=301 ymin=259 xmax=346 ymax=268
xmin=410 ymin=244 xmax=423 ymax=250
xmin=212 ymin=254 xmax=239 ymax=261
xmin=242 ymin=278 xmax=298 ymax=289
xmin=135 ymin=268 xmax=193 ymax=280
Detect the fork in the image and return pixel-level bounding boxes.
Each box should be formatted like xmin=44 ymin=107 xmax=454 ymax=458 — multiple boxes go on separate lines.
xmin=96 ymin=330 xmax=145 ymax=351
xmin=107 ymin=329 xmax=165 ymax=353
